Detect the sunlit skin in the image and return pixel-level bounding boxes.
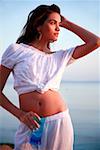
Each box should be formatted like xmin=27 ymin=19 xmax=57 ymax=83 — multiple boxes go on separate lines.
xmin=29 ymin=12 xmax=61 ymax=53
xmin=0 ymin=11 xmax=99 ymax=131
xmin=19 ymin=12 xmax=67 ymax=125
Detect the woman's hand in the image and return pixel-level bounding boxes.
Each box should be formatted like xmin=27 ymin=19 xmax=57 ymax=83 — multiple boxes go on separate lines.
xmin=60 ymin=15 xmax=70 ymax=29
xmin=19 ymin=110 xmax=41 ymax=130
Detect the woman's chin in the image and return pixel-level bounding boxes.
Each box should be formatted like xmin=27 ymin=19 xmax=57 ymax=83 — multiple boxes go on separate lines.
xmin=49 ymin=38 xmax=58 ymax=43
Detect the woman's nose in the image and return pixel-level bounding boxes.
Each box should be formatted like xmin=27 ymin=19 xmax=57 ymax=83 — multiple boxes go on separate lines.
xmin=56 ymin=25 xmax=60 ymax=31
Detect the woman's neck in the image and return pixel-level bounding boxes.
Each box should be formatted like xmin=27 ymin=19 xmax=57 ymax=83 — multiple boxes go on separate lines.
xmin=29 ymin=40 xmax=51 ymax=53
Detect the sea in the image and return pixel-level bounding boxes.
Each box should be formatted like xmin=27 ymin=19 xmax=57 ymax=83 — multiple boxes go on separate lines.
xmin=0 ymin=79 xmax=100 ymax=150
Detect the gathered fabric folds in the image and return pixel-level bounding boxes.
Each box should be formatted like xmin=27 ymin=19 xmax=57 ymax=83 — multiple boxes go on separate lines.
xmin=14 ymin=109 xmax=74 ymax=150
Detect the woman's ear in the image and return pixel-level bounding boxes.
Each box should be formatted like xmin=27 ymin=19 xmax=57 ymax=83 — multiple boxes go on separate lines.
xmin=37 ymin=26 xmax=42 ymax=32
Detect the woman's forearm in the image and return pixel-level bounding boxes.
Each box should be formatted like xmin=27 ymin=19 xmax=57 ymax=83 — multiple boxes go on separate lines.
xmin=61 ymin=17 xmax=100 ymax=45
xmin=0 ymin=91 xmax=41 ymax=130
xmin=0 ymin=92 xmax=24 ymax=120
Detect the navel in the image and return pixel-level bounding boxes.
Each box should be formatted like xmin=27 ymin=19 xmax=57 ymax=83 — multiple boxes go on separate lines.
xmin=39 ymin=101 xmax=42 ymax=106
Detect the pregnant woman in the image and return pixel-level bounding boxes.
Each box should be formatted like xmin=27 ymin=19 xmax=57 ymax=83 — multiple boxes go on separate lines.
xmin=0 ymin=4 xmax=99 ymax=150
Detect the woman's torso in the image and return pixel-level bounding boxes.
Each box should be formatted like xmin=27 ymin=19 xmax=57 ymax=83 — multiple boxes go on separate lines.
xmin=19 ymin=90 xmax=67 ymax=117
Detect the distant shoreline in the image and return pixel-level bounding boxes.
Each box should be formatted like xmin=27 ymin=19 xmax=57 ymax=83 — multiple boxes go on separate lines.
xmin=61 ymin=80 xmax=100 ymax=83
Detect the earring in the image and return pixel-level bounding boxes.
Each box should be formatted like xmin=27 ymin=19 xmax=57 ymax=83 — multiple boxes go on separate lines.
xmin=38 ymin=32 xmax=42 ymax=41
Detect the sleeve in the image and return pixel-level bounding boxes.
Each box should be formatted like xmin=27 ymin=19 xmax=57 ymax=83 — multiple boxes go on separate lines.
xmin=1 ymin=44 xmax=17 ymax=69
xmin=63 ymin=47 xmax=77 ymax=66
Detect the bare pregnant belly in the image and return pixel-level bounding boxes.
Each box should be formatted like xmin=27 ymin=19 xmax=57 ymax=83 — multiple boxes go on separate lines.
xmin=19 ymin=90 xmax=67 ymax=117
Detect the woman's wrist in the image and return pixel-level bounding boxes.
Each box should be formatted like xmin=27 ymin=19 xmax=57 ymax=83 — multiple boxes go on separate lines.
xmin=17 ymin=109 xmax=26 ymax=121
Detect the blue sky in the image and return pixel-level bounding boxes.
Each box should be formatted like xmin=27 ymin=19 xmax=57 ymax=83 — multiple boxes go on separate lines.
xmin=0 ymin=0 xmax=100 ymax=81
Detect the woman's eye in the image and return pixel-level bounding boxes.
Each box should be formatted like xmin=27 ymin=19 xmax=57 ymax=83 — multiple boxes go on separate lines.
xmin=50 ymin=22 xmax=55 ymax=25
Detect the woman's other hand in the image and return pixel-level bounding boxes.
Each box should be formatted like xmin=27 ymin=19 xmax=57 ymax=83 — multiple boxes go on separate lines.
xmin=19 ymin=111 xmax=41 ymax=130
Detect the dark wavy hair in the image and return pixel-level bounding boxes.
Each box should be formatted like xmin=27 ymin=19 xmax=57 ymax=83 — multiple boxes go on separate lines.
xmin=16 ymin=4 xmax=61 ymax=44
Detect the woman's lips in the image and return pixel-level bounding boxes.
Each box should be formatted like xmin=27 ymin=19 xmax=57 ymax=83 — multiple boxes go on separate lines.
xmin=54 ymin=33 xmax=59 ymax=36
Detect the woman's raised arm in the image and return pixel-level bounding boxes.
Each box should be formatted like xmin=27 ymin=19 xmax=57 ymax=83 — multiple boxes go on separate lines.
xmin=60 ymin=16 xmax=100 ymax=59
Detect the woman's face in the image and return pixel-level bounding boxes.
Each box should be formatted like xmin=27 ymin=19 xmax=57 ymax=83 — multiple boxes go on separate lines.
xmin=38 ymin=12 xmax=61 ymax=42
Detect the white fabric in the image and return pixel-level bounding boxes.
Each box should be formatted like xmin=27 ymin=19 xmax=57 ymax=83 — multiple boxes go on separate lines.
xmin=14 ymin=110 xmax=74 ymax=150
xmin=1 ymin=43 xmax=76 ymax=95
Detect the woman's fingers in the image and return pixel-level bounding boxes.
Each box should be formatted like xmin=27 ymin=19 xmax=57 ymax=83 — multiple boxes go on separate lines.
xmin=27 ymin=112 xmax=40 ymax=129
xmin=33 ymin=112 xmax=41 ymax=121
xmin=60 ymin=15 xmax=69 ymax=28
xmin=28 ymin=111 xmax=41 ymax=126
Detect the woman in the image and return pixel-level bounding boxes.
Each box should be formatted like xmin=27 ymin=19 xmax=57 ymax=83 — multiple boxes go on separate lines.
xmin=0 ymin=4 xmax=99 ymax=150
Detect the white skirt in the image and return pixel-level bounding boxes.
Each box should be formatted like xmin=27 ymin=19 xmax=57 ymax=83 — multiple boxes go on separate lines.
xmin=14 ymin=109 xmax=74 ymax=150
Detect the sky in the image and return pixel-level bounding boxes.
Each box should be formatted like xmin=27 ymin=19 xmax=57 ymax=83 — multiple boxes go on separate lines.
xmin=0 ymin=0 xmax=100 ymax=81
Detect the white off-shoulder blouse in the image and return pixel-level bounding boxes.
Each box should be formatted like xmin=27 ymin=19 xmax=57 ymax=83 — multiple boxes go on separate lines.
xmin=1 ymin=43 xmax=76 ymax=95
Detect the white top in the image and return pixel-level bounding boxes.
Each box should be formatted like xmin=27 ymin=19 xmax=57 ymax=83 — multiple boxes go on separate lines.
xmin=1 ymin=43 xmax=76 ymax=95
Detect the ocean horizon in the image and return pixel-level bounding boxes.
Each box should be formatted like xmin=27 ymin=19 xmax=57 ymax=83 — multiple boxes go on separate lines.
xmin=0 ymin=81 xmax=100 ymax=150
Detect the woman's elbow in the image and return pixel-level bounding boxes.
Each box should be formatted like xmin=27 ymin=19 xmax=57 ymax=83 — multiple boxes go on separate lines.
xmin=90 ymin=37 xmax=100 ymax=50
